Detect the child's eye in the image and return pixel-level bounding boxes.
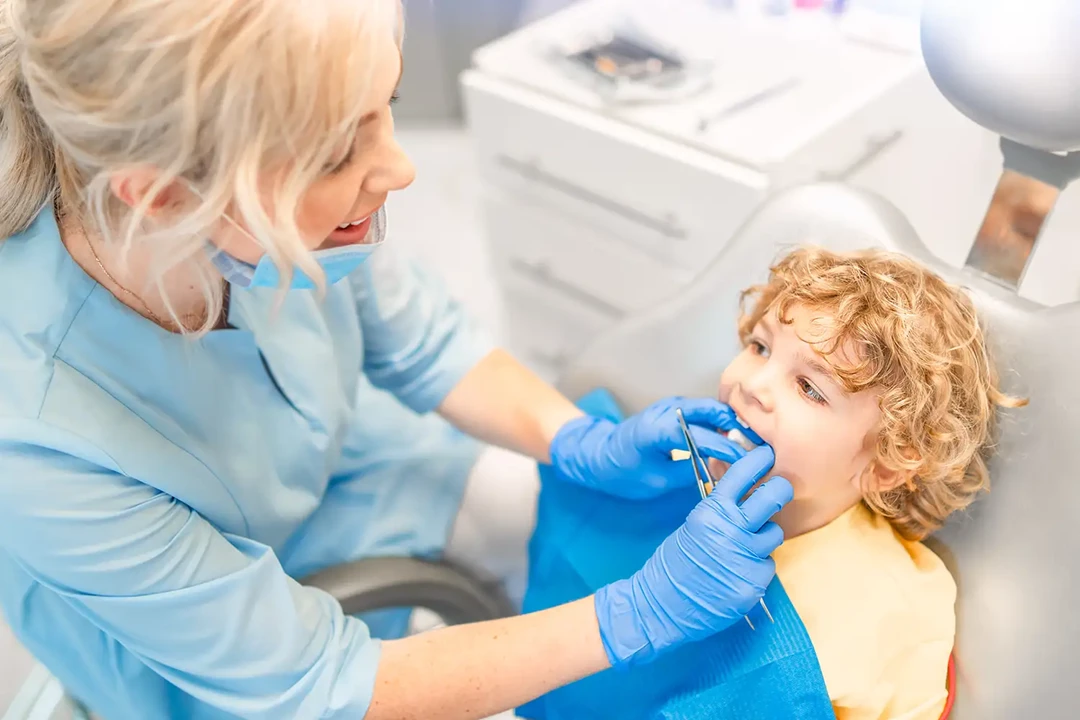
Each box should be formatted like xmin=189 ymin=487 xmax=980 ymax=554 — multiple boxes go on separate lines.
xmin=797 ymin=378 xmax=827 ymax=405
xmin=748 ymin=339 xmax=770 ymax=358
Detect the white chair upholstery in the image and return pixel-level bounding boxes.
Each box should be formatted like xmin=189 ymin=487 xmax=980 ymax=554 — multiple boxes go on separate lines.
xmin=558 ymin=183 xmax=1077 ymax=719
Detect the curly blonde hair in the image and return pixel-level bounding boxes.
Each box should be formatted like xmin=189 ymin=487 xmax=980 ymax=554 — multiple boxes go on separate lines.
xmin=739 ymin=246 xmax=1025 ymax=541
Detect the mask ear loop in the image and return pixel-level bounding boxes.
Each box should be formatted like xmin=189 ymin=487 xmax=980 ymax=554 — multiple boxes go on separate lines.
xmin=187 ymin=179 xmax=303 ymax=287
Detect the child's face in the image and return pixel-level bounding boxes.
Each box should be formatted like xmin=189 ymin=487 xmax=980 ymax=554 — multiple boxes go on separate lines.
xmin=712 ymin=304 xmax=882 ymax=506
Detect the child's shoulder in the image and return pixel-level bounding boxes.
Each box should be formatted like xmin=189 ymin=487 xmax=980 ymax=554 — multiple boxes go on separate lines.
xmin=776 ymin=504 xmax=956 ymax=716
xmin=777 ymin=503 xmax=956 ymax=603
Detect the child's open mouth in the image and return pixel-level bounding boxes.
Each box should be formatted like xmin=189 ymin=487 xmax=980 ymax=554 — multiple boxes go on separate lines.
xmin=722 ymin=415 xmax=763 ymax=453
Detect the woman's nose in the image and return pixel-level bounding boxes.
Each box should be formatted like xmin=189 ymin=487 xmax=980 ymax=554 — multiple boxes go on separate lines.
xmin=363 ymin=140 xmax=416 ymax=196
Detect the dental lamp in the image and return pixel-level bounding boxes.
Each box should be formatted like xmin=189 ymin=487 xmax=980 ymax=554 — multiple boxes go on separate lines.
xmin=920 ymin=0 xmax=1080 ymax=287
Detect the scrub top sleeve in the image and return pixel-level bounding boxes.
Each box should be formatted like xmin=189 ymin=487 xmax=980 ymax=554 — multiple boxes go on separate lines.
xmin=352 ymin=245 xmax=494 ymax=414
xmin=0 ymin=427 xmax=382 ymax=720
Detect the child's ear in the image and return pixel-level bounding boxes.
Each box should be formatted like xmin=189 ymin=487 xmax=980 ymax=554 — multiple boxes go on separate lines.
xmin=867 ymin=460 xmax=913 ymax=493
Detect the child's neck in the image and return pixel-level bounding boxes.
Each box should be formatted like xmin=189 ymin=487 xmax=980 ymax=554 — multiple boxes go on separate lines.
xmin=772 ymin=495 xmax=861 ymax=540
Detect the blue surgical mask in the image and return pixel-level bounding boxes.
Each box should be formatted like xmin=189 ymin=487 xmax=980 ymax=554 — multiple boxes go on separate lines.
xmin=210 ymin=207 xmax=387 ymax=289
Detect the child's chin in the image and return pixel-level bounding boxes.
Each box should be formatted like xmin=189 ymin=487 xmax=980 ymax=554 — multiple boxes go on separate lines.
xmin=708 ymin=458 xmax=781 ymax=499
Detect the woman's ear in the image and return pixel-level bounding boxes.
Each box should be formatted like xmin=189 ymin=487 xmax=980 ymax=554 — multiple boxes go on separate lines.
xmin=109 ymin=167 xmax=183 ymax=214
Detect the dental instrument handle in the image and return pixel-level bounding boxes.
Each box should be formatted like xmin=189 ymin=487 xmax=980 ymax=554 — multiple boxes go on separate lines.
xmin=676 ymin=408 xmax=762 ymax=631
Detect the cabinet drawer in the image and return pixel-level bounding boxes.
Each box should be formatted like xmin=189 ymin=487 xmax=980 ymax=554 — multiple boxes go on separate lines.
xmin=463 ymin=71 xmax=767 ymax=273
xmin=768 ymin=69 xmax=917 ymax=190
xmin=499 ymin=266 xmax=615 ymax=374
xmin=484 ymin=193 xmax=691 ymax=315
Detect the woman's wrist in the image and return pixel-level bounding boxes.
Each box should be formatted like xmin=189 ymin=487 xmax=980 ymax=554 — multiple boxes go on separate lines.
xmin=368 ymin=597 xmax=610 ymax=719
xmin=539 ymin=404 xmax=587 ymax=463
xmin=437 ymin=349 xmax=584 ymax=463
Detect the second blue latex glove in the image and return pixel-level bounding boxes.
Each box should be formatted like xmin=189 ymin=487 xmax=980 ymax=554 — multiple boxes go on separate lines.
xmin=595 ymin=446 xmax=794 ymax=668
xmin=549 ymin=396 xmax=751 ymax=499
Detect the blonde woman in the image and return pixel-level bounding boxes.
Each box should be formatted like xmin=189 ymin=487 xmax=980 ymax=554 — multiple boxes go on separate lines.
xmin=0 ymin=1 xmax=792 ymax=718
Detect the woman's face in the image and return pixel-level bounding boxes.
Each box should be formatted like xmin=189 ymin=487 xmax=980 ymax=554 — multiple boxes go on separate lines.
xmin=710 ymin=305 xmax=881 ymax=507
xmin=212 ymin=29 xmax=414 ymax=264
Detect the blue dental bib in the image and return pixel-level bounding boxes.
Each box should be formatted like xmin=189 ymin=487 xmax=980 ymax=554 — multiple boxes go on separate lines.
xmin=520 ymin=389 xmax=835 ymax=720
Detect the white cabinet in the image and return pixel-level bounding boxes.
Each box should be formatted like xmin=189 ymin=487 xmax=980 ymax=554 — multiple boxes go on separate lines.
xmin=463 ymin=0 xmax=1001 ymax=373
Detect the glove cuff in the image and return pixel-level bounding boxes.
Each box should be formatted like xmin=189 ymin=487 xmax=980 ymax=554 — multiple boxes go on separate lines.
xmin=548 ymin=415 xmax=608 ymax=482
xmin=594 ymin=579 xmax=656 ymax=669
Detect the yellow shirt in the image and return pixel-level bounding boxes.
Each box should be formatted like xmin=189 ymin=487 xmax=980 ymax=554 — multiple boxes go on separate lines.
xmin=774 ymin=503 xmax=956 ymax=720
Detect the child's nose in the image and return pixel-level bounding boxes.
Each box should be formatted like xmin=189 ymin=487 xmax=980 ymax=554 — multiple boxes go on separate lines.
xmin=738 ymin=368 xmax=776 ymax=413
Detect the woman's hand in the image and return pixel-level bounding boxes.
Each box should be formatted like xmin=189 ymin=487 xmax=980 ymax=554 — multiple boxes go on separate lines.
xmin=596 ymin=447 xmax=792 ymax=667
xmin=548 ymin=397 xmax=752 ymax=499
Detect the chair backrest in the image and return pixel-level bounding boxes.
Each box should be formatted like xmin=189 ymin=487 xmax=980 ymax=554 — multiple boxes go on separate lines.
xmin=558 ymin=183 xmax=1078 ymax=719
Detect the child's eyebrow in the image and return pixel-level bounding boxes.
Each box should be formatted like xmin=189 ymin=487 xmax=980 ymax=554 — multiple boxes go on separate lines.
xmin=797 ymin=352 xmax=841 ymax=385
xmin=757 ymin=314 xmax=776 ymax=336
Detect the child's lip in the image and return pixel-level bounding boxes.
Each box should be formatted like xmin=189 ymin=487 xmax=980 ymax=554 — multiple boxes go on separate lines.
xmin=717 ymin=409 xmax=766 ymax=451
xmin=733 ymin=415 xmax=766 ymax=448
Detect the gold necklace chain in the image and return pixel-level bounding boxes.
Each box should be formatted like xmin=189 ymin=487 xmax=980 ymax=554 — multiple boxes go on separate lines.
xmin=59 ymin=202 xmax=228 ymax=331
xmin=66 ymin=208 xmax=172 ymax=328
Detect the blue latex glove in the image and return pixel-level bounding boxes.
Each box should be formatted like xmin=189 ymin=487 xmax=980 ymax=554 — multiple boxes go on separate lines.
xmin=595 ymin=446 xmax=793 ymax=668
xmin=549 ymin=397 xmax=752 ymax=499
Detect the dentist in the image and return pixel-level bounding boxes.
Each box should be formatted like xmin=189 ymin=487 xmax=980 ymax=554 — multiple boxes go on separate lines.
xmin=0 ymin=1 xmax=792 ymax=718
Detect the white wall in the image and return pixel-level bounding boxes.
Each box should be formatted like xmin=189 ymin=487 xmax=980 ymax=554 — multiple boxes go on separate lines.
xmin=395 ymin=0 xmax=529 ymax=123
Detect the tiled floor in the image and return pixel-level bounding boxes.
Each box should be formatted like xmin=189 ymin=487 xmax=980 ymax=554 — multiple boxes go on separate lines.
xmin=1 ymin=125 xmax=519 ymax=718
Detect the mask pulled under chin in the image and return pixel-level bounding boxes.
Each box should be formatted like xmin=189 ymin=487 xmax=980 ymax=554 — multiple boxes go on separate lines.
xmin=209 ymin=206 xmax=387 ymax=289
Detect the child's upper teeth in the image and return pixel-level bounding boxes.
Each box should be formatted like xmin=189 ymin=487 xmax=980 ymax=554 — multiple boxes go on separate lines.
xmin=727 ymin=427 xmax=758 ymax=452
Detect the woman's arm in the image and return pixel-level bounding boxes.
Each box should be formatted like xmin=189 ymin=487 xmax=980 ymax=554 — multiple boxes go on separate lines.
xmin=368 ymin=597 xmax=609 ymax=720
xmin=350 ymin=249 xmax=580 ymax=461
xmin=0 ymin=427 xmax=387 ymax=719
xmin=368 ymin=448 xmax=794 ymax=720
xmin=437 ymin=348 xmax=582 ymax=463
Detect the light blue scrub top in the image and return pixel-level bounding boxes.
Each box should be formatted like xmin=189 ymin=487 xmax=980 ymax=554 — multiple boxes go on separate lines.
xmin=0 ymin=208 xmax=491 ymax=719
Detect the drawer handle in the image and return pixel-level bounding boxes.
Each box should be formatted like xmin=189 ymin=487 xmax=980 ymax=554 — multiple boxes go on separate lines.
xmin=497 ymin=155 xmax=689 ymax=241
xmin=817 ymin=130 xmax=904 ymax=182
xmin=507 ymin=257 xmax=624 ymax=319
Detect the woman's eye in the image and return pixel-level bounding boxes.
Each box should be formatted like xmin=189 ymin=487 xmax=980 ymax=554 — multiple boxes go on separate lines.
xmin=390 ymin=92 xmax=401 ymax=105
xmin=749 ymin=339 xmax=770 ymax=358
xmin=325 ymin=147 xmax=355 ymax=175
xmin=797 ymin=378 xmax=827 ymax=405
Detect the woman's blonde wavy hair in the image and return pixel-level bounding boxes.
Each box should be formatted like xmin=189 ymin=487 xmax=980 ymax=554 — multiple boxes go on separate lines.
xmin=739 ymin=246 xmax=1026 ymax=541
xmin=0 ymin=0 xmax=402 ymax=332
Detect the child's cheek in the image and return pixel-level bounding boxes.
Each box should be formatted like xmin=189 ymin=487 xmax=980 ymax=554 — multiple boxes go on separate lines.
xmin=707 ymin=457 xmax=729 ymax=480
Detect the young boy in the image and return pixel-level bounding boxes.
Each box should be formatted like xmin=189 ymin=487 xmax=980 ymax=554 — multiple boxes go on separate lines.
xmin=709 ymin=246 xmax=1023 ymax=718
xmin=520 ymin=245 xmax=1022 ymax=720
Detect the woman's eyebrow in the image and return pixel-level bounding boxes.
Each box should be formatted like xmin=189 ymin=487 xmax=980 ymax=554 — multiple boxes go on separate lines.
xmin=393 ymin=49 xmax=404 ymax=93
xmin=359 ymin=51 xmax=405 ymax=125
